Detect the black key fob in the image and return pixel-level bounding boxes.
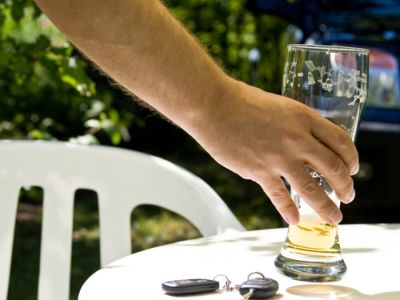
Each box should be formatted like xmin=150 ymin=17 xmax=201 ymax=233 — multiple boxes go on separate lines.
xmin=162 ymin=278 xmax=219 ymax=295
xmin=239 ymin=277 xmax=279 ymax=299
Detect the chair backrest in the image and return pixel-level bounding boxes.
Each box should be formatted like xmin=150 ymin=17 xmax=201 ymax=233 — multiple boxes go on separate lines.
xmin=0 ymin=140 xmax=244 ymax=300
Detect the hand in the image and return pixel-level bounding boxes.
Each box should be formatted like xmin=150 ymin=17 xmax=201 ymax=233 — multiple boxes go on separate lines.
xmin=195 ymin=78 xmax=358 ymax=225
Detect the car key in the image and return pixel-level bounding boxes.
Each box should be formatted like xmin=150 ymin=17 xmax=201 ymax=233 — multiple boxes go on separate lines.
xmin=239 ymin=277 xmax=279 ymax=299
xmin=162 ymin=278 xmax=219 ymax=295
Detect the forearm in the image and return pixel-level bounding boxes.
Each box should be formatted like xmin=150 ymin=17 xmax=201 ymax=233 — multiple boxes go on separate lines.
xmin=34 ymin=0 xmax=230 ymax=136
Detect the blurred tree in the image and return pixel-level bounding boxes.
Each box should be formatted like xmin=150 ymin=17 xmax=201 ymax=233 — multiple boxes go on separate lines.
xmin=0 ymin=0 xmax=133 ymax=145
xmin=169 ymin=0 xmax=292 ymax=91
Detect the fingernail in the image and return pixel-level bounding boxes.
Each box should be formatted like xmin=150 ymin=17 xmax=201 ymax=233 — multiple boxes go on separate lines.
xmin=329 ymin=209 xmax=343 ymax=224
xmin=342 ymin=189 xmax=356 ymax=204
xmin=348 ymin=190 xmax=356 ymax=203
xmin=285 ymin=212 xmax=299 ymax=225
xmin=351 ymin=163 xmax=359 ymax=175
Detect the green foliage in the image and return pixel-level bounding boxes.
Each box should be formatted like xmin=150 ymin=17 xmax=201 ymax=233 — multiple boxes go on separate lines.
xmin=0 ymin=0 xmax=132 ymax=145
xmin=168 ymin=0 xmax=292 ymax=92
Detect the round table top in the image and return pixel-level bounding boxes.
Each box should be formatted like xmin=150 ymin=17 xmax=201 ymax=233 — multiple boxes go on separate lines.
xmin=78 ymin=224 xmax=400 ymax=300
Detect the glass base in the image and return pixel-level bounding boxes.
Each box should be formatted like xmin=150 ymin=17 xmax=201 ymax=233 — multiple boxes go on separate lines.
xmin=274 ymin=254 xmax=347 ymax=282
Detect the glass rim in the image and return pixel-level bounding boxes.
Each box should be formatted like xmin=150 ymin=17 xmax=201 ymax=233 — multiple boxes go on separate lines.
xmin=288 ymin=44 xmax=369 ymax=55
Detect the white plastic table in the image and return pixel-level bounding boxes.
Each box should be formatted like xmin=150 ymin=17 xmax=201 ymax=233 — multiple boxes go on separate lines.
xmin=78 ymin=224 xmax=400 ymax=300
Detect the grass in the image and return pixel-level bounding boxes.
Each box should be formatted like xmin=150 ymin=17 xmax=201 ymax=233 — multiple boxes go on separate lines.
xmin=7 ymin=188 xmax=279 ymax=300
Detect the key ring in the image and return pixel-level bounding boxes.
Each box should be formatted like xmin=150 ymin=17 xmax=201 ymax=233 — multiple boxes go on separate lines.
xmin=213 ymin=274 xmax=235 ymax=292
xmin=247 ymin=272 xmax=265 ymax=280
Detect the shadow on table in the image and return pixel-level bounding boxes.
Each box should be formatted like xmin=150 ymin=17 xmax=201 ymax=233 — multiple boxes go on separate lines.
xmin=170 ymin=291 xmax=285 ymax=299
xmin=177 ymin=234 xmax=283 ymax=256
xmin=378 ymin=223 xmax=400 ymax=230
xmin=342 ymin=247 xmax=377 ymax=254
xmin=287 ymin=284 xmax=400 ymax=300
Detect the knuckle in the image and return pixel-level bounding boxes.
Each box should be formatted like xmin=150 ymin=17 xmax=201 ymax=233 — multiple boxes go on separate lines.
xmin=277 ymin=202 xmax=295 ymax=217
xmin=336 ymin=175 xmax=354 ymax=195
xmin=316 ymin=202 xmax=336 ymax=217
xmin=265 ymin=150 xmax=284 ymax=165
xmin=268 ymin=186 xmax=289 ymax=203
xmin=290 ymin=102 xmax=311 ymax=121
xmin=283 ymin=130 xmax=301 ymax=147
xmin=318 ymin=204 xmax=337 ymax=217
xmin=337 ymin=130 xmax=351 ymax=146
xmin=298 ymin=179 xmax=318 ymax=196
xmin=337 ymin=133 xmax=359 ymax=166
xmin=240 ymin=167 xmax=255 ymax=180
xmin=252 ymin=166 xmax=273 ymax=183
xmin=329 ymin=156 xmax=344 ymax=176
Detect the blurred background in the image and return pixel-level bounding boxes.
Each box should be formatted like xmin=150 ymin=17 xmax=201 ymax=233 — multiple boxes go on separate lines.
xmin=1 ymin=0 xmax=399 ymax=299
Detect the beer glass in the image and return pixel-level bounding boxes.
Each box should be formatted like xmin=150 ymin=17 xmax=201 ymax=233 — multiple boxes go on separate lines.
xmin=275 ymin=44 xmax=369 ymax=281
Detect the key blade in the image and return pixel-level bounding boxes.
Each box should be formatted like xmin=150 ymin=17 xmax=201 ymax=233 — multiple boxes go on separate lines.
xmin=243 ymin=288 xmax=254 ymax=300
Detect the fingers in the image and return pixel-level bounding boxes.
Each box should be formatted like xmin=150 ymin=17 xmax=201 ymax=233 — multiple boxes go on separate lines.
xmin=303 ymin=139 xmax=355 ymax=204
xmin=260 ymin=177 xmax=299 ymax=225
xmin=311 ymin=114 xmax=359 ymax=175
xmin=283 ymin=166 xmax=343 ymax=224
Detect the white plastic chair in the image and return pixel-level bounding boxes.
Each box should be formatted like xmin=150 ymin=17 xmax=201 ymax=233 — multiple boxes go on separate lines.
xmin=0 ymin=140 xmax=244 ymax=300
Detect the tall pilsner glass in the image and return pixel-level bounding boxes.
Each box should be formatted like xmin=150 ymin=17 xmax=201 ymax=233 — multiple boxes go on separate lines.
xmin=275 ymin=44 xmax=369 ymax=281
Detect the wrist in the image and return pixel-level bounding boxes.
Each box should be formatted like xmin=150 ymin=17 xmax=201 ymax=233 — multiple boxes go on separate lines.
xmin=182 ymin=74 xmax=239 ymax=142
xmin=182 ymin=74 xmax=244 ymax=152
